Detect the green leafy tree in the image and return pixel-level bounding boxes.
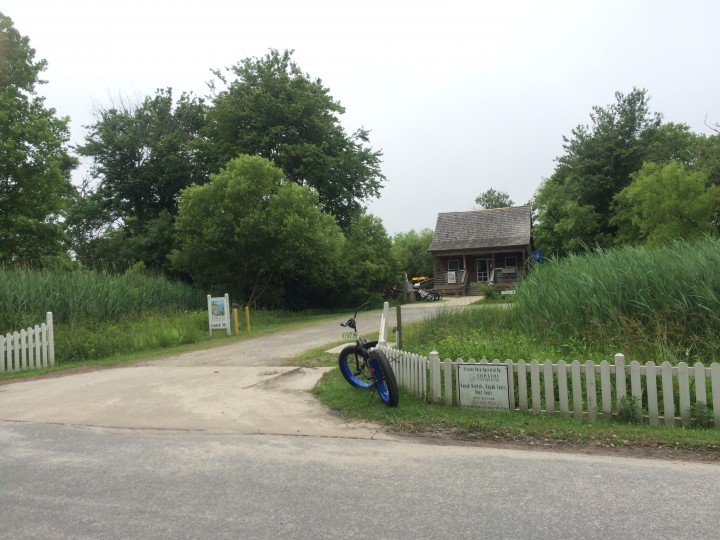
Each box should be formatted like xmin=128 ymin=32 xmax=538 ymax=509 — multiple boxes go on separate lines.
xmin=475 ymin=188 xmax=514 ymax=209
xmin=696 ymin=132 xmax=720 ymax=186
xmin=203 ymin=49 xmax=384 ymax=229
xmin=532 ymin=88 xmax=662 ymax=255
xmin=336 ymin=211 xmax=395 ymax=306
xmin=171 ymin=155 xmax=344 ymax=307
xmin=72 ymin=88 xmax=207 ymax=270
xmin=391 ymin=229 xmax=434 ymax=278
xmin=612 ymin=162 xmax=720 ymax=245
xmin=0 ymin=12 xmax=77 ymax=265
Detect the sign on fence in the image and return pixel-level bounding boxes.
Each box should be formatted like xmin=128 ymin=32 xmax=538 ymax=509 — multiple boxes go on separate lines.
xmin=457 ymin=363 xmax=511 ymax=411
xmin=207 ymin=294 xmax=231 ymax=336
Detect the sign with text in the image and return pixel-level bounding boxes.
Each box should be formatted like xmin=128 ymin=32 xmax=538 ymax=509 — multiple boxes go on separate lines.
xmin=207 ymin=294 xmax=231 ymax=336
xmin=457 ymin=363 xmax=511 ymax=411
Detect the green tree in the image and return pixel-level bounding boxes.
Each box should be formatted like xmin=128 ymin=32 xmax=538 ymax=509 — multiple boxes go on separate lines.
xmin=612 ymin=162 xmax=720 ymax=245
xmin=532 ymin=88 xmax=662 ymax=255
xmin=0 ymin=12 xmax=77 ymax=265
xmin=475 ymin=188 xmax=514 ymax=209
xmin=72 ymin=88 xmax=207 ymax=271
xmin=336 ymin=211 xmax=395 ymax=306
xmin=391 ymin=229 xmax=434 ymax=278
xmin=171 ymin=155 xmax=344 ymax=307
xmin=203 ymin=49 xmax=384 ymax=229
xmin=696 ymin=132 xmax=720 ymax=186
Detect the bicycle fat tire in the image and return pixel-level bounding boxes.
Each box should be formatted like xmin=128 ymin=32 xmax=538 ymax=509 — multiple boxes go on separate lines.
xmin=338 ymin=345 xmax=374 ymax=388
xmin=368 ymin=349 xmax=399 ymax=407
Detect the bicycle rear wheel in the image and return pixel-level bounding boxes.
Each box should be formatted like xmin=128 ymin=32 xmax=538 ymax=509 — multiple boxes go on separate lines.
xmin=338 ymin=345 xmax=374 ymax=388
xmin=368 ymin=349 xmax=399 ymax=407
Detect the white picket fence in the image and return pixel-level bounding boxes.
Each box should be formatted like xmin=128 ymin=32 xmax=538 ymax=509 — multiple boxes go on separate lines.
xmin=376 ymin=302 xmax=720 ymax=428
xmin=1 ymin=312 xmax=55 ymax=373
xmin=379 ymin=346 xmax=720 ymax=428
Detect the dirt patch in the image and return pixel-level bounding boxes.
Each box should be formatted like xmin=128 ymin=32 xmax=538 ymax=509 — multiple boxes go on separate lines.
xmin=395 ymin=426 xmax=720 ymax=463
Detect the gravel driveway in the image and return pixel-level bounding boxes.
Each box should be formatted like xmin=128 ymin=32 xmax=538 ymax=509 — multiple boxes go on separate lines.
xmin=0 ymin=298 xmax=476 ymax=438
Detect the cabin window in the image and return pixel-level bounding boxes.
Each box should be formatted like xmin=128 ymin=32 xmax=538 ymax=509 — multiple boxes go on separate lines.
xmin=505 ymin=256 xmax=517 ymax=268
xmin=448 ymin=260 xmax=459 ymax=272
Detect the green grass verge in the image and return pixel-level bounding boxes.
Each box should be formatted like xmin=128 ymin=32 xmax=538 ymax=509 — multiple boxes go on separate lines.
xmin=312 ymin=367 xmax=720 ymax=458
xmin=0 ymin=309 xmax=340 ymax=381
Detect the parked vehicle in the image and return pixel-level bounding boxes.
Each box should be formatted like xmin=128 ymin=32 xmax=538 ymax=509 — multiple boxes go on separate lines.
xmin=415 ymin=288 xmax=442 ymax=301
xmin=337 ymin=302 xmax=399 ymax=407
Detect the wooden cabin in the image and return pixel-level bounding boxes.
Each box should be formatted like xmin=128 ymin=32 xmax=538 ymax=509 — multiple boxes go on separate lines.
xmin=427 ymin=206 xmax=532 ymax=295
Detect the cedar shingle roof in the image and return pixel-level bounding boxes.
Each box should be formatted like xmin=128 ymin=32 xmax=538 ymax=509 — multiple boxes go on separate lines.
xmin=428 ymin=206 xmax=531 ymax=252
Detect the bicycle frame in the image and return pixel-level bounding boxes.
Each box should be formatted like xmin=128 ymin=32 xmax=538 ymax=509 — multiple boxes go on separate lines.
xmin=338 ymin=302 xmax=399 ymax=406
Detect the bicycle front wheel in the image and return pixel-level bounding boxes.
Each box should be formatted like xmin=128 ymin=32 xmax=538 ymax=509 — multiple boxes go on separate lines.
xmin=338 ymin=345 xmax=374 ymax=388
xmin=368 ymin=349 xmax=399 ymax=407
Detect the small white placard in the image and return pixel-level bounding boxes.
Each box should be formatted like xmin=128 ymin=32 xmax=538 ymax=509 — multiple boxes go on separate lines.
xmin=447 ymin=271 xmax=456 ymax=284
xmin=457 ymin=363 xmax=511 ymax=411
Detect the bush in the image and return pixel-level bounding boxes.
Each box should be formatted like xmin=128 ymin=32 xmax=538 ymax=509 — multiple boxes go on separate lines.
xmin=55 ymin=311 xmax=208 ymax=362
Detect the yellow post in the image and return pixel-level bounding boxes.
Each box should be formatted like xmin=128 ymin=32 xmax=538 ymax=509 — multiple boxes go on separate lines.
xmin=233 ymin=306 xmax=239 ymax=336
xmin=245 ymin=304 xmax=251 ymax=333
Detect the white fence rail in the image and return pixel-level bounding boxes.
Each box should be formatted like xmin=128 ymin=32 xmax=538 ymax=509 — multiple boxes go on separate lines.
xmin=379 ymin=346 xmax=720 ymax=428
xmin=1 ymin=312 xmax=55 ymax=373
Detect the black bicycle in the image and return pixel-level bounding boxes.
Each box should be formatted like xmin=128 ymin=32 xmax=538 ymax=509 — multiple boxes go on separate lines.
xmin=338 ymin=302 xmax=399 ymax=407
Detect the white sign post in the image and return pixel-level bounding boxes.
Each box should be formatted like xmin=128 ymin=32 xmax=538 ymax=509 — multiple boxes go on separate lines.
xmin=457 ymin=363 xmax=511 ymax=411
xmin=207 ymin=294 xmax=231 ymax=336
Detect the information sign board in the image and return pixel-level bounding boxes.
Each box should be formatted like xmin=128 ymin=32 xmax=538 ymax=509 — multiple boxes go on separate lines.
xmin=457 ymin=363 xmax=511 ymax=411
xmin=207 ymin=294 xmax=231 ymax=336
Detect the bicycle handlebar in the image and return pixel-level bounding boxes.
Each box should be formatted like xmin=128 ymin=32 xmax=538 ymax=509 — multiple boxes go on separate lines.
xmin=340 ymin=301 xmax=369 ymax=329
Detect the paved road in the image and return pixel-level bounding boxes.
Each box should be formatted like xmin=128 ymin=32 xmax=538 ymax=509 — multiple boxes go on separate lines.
xmin=2 ymin=421 xmax=719 ymax=539
xmin=2 ymin=296 xmax=720 ymax=538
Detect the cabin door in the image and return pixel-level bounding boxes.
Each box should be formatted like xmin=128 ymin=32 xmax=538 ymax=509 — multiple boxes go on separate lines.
xmin=476 ymin=258 xmax=493 ymax=282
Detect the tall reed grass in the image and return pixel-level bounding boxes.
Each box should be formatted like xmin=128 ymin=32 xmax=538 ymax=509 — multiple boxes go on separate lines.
xmin=0 ymin=266 xmax=205 ymax=331
xmin=405 ymin=237 xmax=720 ymax=364
xmin=514 ymin=237 xmax=720 ymax=362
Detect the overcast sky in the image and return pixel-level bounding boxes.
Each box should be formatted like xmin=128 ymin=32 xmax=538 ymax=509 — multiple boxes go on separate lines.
xmin=5 ymin=0 xmax=720 ymax=234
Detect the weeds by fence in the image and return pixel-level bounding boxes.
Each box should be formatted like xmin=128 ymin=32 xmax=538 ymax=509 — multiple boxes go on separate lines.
xmin=381 ymin=345 xmax=720 ymax=429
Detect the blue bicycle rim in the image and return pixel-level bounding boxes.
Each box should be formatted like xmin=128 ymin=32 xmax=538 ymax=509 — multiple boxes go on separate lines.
xmin=340 ymin=349 xmax=373 ymax=388
xmin=370 ymin=357 xmax=391 ymax=403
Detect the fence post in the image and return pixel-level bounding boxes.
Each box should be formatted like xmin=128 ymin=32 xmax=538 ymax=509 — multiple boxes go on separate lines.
xmin=378 ymin=302 xmax=389 ymax=346
xmin=47 ymin=312 xmax=55 ymax=366
xmin=443 ymin=357 xmax=453 ymax=406
xmin=630 ymin=360 xmax=643 ymax=421
xmin=677 ymin=362 xmax=691 ymax=427
xmin=712 ymin=364 xmax=720 ymax=428
xmin=614 ymin=353 xmax=626 ymax=412
xmin=395 ymin=305 xmax=402 ymax=349
xmin=585 ymin=360 xmax=597 ymax=421
xmin=429 ymin=351 xmax=440 ymax=403
xmin=661 ymin=361 xmax=675 ymax=425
